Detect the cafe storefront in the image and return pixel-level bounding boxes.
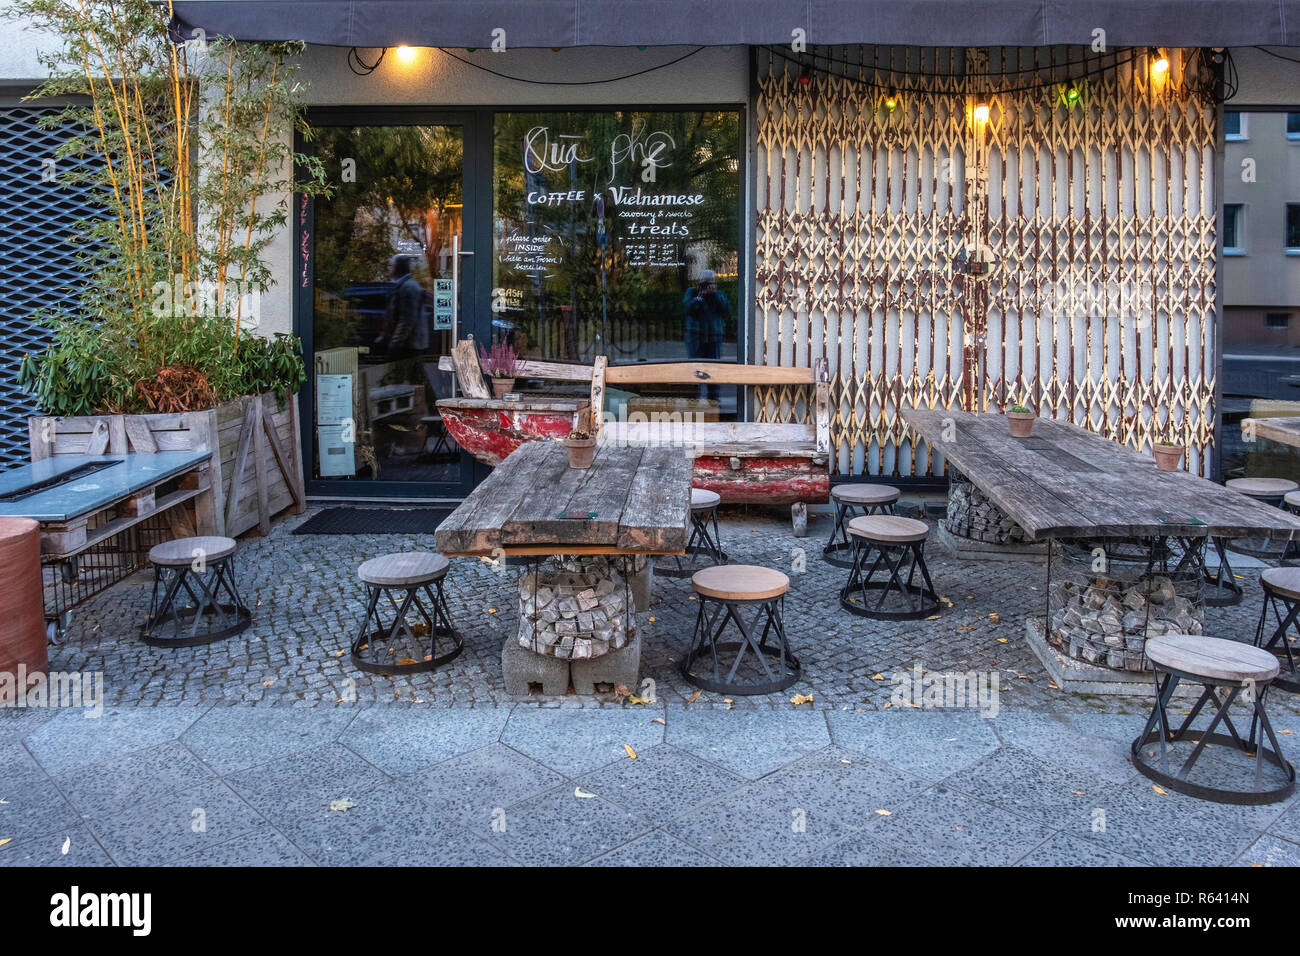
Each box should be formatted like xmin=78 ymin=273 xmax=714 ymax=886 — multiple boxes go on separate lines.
xmin=164 ymin=0 xmax=1300 ymax=498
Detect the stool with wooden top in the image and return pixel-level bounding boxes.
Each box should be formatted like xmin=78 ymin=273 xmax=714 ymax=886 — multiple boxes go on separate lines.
xmin=1254 ymin=566 xmax=1300 ymax=693
xmin=681 ymin=564 xmax=800 ymax=695
xmin=352 ymin=552 xmax=463 ymax=674
xmin=1132 ymin=634 xmax=1294 ymax=805
xmin=1225 ymin=477 xmax=1300 ymax=560
xmin=657 ymin=488 xmax=728 ymax=578
xmin=1280 ymin=490 xmax=1300 ymax=564
xmin=823 ymin=483 xmax=901 ymax=568
xmin=142 ymin=536 xmax=251 ymax=646
xmin=839 ymin=515 xmax=939 ymax=620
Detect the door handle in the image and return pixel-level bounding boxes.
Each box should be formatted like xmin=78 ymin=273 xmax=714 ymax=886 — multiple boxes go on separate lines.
xmin=457 ymin=250 xmax=474 ymax=256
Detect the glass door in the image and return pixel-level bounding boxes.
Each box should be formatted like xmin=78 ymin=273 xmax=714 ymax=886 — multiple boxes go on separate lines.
xmin=303 ymin=114 xmax=482 ymax=498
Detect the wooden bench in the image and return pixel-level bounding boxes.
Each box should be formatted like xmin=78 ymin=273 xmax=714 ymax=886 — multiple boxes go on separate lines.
xmin=595 ymin=359 xmax=830 ymax=535
xmin=439 ymin=340 xmax=830 ymax=535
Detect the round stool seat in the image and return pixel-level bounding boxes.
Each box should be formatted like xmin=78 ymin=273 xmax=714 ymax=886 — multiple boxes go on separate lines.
xmin=149 ymin=536 xmax=236 ymax=567
xmin=690 ymin=488 xmax=722 ymax=510
xmin=831 ymin=483 xmax=901 ymax=506
xmin=847 ymin=514 xmax=928 ymax=543
xmin=1227 ymin=477 xmax=1299 ymax=498
xmin=358 ymin=552 xmax=449 ymax=587
xmin=1261 ymin=566 xmax=1300 ymax=601
xmin=1285 ymin=490 xmax=1300 ymax=509
xmin=1145 ymin=634 xmax=1279 ymax=685
xmin=691 ymin=564 xmax=789 ymax=602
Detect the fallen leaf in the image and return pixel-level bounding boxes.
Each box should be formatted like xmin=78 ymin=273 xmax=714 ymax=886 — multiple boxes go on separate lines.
xmin=1071 ymin=790 xmax=1086 ymax=796
xmin=1282 ymin=729 xmax=1294 ymax=735
xmin=61 ymin=836 xmax=70 ymax=855
xmin=0 ymin=838 xmax=10 ymax=848
xmin=1250 ymin=862 xmax=1264 ymax=867
xmin=1152 ymin=785 xmax=1168 ymax=796
xmin=871 ymin=673 xmax=885 ymax=681
xmin=648 ymin=616 xmax=656 ymax=622
xmin=881 ymin=702 xmax=892 ymax=709
xmin=925 ymin=615 xmax=940 ymax=621
xmin=488 ymin=608 xmax=497 ymax=614
xmin=574 ymin=787 xmax=596 ymax=799
xmin=651 ymin=717 xmax=666 ymax=726
xmin=989 ymin=613 xmax=1000 ymax=623
xmin=790 ymin=693 xmax=814 ymax=706
xmin=939 ymin=596 xmax=954 ymax=607
xmin=623 ymin=744 xmax=638 ymax=759
xmin=875 ymin=809 xmax=892 ymax=816
xmin=329 ymin=797 xmax=357 ymax=812
xmin=262 ymin=680 xmax=275 ymax=686
xmin=334 ymin=650 xmax=345 ymax=657
xmin=397 ymin=659 xmax=418 ymax=666
xmin=424 ymin=655 xmax=433 ymax=662
xmin=688 ymin=595 xmax=697 ymax=601
xmin=956 ymin=625 xmax=977 ymax=631
xmin=997 ymin=638 xmax=1008 ymax=644
xmin=840 ymin=759 xmax=852 ymax=764
xmin=627 ymin=694 xmax=652 ymax=706
xmin=334 ymin=698 xmax=345 ymax=703
xmin=1048 ymin=682 xmax=1059 ymax=690
xmin=724 ymin=698 xmax=734 ymax=710
xmin=687 ymin=690 xmax=703 ymax=704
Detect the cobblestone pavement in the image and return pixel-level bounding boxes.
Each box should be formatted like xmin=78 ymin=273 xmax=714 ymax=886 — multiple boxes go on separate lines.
xmin=38 ymin=504 xmax=1300 ymax=716
xmin=3 ymin=702 xmax=1300 ymax=866
xmin=8 ymin=505 xmax=1300 ymax=866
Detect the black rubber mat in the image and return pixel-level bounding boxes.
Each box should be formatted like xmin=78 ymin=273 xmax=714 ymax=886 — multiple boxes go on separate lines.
xmin=290 ymin=507 xmax=454 ymax=535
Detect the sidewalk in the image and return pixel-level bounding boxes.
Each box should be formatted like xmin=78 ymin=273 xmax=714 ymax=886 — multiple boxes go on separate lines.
xmin=2 ymin=702 xmax=1298 ymax=867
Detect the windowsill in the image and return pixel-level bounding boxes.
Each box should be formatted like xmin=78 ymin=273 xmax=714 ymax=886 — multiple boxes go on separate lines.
xmin=1287 ymin=249 xmax=1300 ymax=256
xmin=1224 ymin=248 xmax=1246 ymax=256
xmin=1225 ymin=134 xmax=1248 ymax=142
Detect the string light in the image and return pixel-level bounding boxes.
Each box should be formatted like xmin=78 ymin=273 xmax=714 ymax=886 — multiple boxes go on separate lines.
xmin=395 ymin=45 xmax=416 ymax=63
xmin=1149 ymin=47 xmax=1170 ymax=76
xmin=884 ymin=87 xmax=899 ymax=112
xmin=973 ymin=103 xmax=990 ymax=122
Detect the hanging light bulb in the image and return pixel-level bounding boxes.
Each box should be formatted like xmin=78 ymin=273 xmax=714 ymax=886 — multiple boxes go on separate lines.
xmin=395 ymin=45 xmax=416 ymax=63
xmin=973 ymin=103 xmax=990 ymax=122
xmin=1065 ymin=86 xmax=1081 ymax=105
xmin=884 ymin=88 xmax=899 ymax=112
xmin=1149 ymin=47 xmax=1170 ymax=76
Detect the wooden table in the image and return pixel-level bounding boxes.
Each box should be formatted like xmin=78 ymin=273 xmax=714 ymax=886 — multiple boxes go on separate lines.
xmin=436 ymin=440 xmax=691 ymax=557
xmin=901 ymin=408 xmax=1300 ymax=541
xmin=1243 ymin=416 xmax=1300 ymax=450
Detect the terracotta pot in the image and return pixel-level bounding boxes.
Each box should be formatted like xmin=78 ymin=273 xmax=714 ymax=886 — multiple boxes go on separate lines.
xmin=1153 ymin=443 xmax=1184 ymax=472
xmin=565 ymin=437 xmax=597 ymax=469
xmin=491 ymin=377 xmax=515 ymax=399
xmin=0 ymin=517 xmax=47 ymax=702
xmin=1007 ymin=410 xmax=1036 ymax=438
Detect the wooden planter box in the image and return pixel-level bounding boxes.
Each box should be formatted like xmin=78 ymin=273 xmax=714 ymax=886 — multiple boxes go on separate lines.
xmin=29 ymin=391 xmax=306 ymax=538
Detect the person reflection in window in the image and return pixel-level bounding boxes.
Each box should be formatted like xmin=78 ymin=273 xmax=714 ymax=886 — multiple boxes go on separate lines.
xmin=378 ymin=254 xmax=427 ymax=359
xmin=684 ymin=269 xmax=728 ymax=405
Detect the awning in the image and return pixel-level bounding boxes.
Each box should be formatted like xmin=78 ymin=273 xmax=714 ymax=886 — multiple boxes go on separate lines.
xmin=169 ymin=0 xmax=1300 ymax=48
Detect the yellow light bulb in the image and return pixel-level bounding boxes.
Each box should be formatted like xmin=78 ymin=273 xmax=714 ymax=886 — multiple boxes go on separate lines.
xmin=396 ymin=45 xmax=416 ymax=63
xmin=973 ymin=104 xmax=990 ymax=122
xmin=1150 ymin=48 xmax=1169 ymax=75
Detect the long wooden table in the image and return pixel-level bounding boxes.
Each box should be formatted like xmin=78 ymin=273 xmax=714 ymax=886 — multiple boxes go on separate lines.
xmin=1243 ymin=416 xmax=1300 ymax=449
xmin=901 ymin=408 xmax=1300 ymax=541
xmin=435 ymin=440 xmax=691 ymax=557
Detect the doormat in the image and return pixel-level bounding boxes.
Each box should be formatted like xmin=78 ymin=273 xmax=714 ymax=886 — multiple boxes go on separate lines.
xmin=291 ymin=507 xmax=454 ymax=535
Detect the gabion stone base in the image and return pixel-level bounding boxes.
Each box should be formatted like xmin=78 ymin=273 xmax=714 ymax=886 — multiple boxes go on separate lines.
xmin=944 ymin=478 xmax=1032 ymax=545
xmin=518 ymin=556 xmax=633 ymax=660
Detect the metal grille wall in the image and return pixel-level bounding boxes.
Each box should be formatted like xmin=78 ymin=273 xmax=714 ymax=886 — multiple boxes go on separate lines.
xmin=0 ymin=105 xmax=101 ymax=469
xmin=753 ymin=46 xmax=1218 ymax=478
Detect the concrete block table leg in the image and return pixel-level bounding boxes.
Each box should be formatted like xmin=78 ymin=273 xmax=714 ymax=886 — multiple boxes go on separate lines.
xmin=571 ymin=631 xmax=641 ymax=695
xmin=502 ymin=639 xmax=570 ymax=695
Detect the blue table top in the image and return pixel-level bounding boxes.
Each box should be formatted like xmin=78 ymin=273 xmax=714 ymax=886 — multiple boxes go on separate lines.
xmin=0 ymin=451 xmax=211 ymax=522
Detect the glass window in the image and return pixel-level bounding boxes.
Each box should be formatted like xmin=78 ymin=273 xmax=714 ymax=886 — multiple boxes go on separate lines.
xmin=1288 ymin=113 xmax=1300 ymax=139
xmin=1224 ymin=203 xmax=1243 ymax=252
xmin=1287 ymin=204 xmax=1300 ymax=250
xmin=1266 ymin=313 xmax=1291 ymax=329
xmin=1224 ymin=111 xmax=1245 ymax=139
xmin=491 ymin=110 xmax=741 ymax=369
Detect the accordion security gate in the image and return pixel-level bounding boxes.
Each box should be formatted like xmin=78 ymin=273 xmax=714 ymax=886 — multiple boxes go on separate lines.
xmin=754 ymin=46 xmax=1219 ymax=478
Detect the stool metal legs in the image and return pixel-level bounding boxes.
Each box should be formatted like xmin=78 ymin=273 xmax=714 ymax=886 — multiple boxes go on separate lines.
xmin=681 ymin=594 xmax=800 ymax=696
xmin=839 ymin=536 xmax=939 ymax=620
xmin=351 ymin=577 xmax=463 ymax=674
xmin=141 ymin=556 xmax=251 ymax=647
xmin=657 ymin=507 xmax=727 ymax=578
xmin=1169 ymin=536 xmax=1242 ymax=607
xmin=822 ymin=499 xmax=895 ymax=568
xmin=1132 ymin=664 xmax=1295 ymax=805
xmin=1255 ymin=586 xmax=1300 ymax=693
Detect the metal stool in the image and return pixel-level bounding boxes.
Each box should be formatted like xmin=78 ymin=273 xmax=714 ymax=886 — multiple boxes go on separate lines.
xmin=681 ymin=564 xmax=800 ymax=696
xmin=839 ymin=515 xmax=939 ymax=620
xmin=1132 ymin=634 xmax=1294 ymax=805
xmin=1225 ymin=478 xmax=1299 ymax=559
xmin=657 ymin=488 xmax=727 ymax=578
xmin=1281 ymin=490 xmax=1300 ymax=564
xmin=1254 ymin=566 xmax=1300 ymax=693
xmin=142 ymin=536 xmax=250 ymax=646
xmin=352 ymin=552 xmax=463 ymax=674
xmin=823 ymin=483 xmax=900 ymax=568
xmin=1168 ymin=536 xmax=1242 ymax=607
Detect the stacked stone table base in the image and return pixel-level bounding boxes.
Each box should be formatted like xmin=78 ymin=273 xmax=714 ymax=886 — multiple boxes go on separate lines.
xmin=943 ymin=478 xmax=1032 ymax=546
xmin=504 ymin=555 xmax=644 ymax=696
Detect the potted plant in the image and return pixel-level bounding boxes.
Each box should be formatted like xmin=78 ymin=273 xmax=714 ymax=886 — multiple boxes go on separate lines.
xmin=479 ymin=341 xmax=521 ymax=398
xmin=564 ymin=429 xmax=597 ymax=469
xmin=1152 ymin=425 xmax=1185 ymax=472
xmin=1007 ymin=403 xmax=1036 ymax=438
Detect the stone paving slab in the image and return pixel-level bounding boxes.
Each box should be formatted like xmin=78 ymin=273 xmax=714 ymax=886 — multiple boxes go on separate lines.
xmin=0 ymin=703 xmax=1296 ymax=866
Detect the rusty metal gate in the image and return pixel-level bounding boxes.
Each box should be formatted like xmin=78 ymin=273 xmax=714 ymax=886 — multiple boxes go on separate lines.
xmin=753 ymin=46 xmax=1218 ymax=477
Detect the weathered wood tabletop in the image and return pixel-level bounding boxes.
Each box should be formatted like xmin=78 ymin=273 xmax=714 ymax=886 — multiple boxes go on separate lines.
xmin=1243 ymin=416 xmax=1300 ymax=449
xmin=901 ymin=408 xmax=1300 ymax=540
xmin=435 ymin=440 xmax=691 ymax=556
